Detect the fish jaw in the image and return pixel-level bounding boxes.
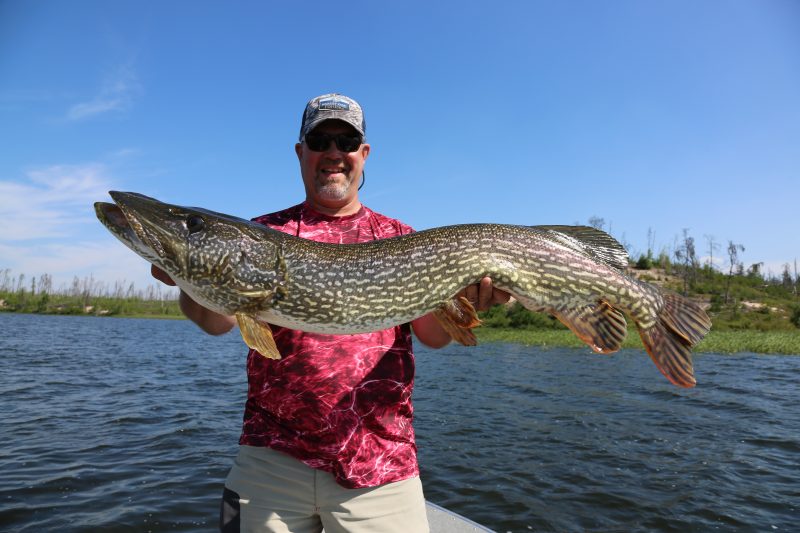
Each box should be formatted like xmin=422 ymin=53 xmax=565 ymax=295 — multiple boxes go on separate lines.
xmin=94 ymin=200 xmax=165 ymax=267
xmin=108 ymin=192 xmax=183 ymax=266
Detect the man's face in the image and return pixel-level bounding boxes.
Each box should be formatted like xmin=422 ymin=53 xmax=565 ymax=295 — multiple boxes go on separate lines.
xmin=295 ymin=120 xmax=370 ymax=212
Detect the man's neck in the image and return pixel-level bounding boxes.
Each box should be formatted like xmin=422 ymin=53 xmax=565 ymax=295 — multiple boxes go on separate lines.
xmin=305 ymin=199 xmax=363 ymax=217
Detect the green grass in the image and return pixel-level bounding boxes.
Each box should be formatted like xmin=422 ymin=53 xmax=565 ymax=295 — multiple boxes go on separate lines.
xmin=475 ymin=327 xmax=800 ymax=355
xmin=0 ymin=291 xmax=182 ymax=318
xmin=694 ymin=330 xmax=800 ymax=355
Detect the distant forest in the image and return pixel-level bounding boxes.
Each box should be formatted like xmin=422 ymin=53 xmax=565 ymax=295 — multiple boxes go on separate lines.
xmin=0 ymin=269 xmax=180 ymax=318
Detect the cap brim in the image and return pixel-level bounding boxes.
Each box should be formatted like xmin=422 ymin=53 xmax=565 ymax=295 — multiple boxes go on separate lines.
xmin=301 ymin=113 xmax=365 ymax=140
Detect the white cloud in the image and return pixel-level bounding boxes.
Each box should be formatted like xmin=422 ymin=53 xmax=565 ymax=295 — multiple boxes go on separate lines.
xmin=0 ymin=163 xmax=112 ymax=241
xmin=0 ymin=160 xmax=176 ymax=293
xmin=68 ymin=98 xmax=126 ymax=120
xmin=108 ymin=147 xmax=141 ymax=159
xmin=66 ymin=64 xmax=140 ymax=120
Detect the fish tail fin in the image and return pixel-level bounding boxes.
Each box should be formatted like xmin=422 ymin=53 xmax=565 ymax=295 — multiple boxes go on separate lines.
xmin=637 ymin=293 xmax=711 ymax=388
xmin=433 ymin=296 xmax=482 ymax=346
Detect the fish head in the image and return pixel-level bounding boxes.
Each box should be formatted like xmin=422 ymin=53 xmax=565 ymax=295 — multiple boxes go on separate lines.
xmin=95 ymin=191 xmax=283 ymax=314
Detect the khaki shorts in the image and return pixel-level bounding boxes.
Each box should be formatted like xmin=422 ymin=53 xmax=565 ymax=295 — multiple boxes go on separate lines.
xmin=221 ymin=445 xmax=429 ymax=533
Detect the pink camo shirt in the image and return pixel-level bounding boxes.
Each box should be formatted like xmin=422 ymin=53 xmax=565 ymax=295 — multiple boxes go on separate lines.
xmin=239 ymin=202 xmax=419 ymax=488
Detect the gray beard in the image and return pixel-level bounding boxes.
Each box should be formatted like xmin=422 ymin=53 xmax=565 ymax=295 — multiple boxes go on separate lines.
xmin=315 ymin=179 xmax=353 ymax=200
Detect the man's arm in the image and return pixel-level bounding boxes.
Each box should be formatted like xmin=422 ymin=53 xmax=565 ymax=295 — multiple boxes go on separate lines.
xmin=152 ymin=265 xmax=236 ymax=335
xmin=411 ymin=276 xmax=509 ymax=349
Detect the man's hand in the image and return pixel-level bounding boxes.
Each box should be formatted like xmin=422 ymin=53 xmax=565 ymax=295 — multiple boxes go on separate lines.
xmin=459 ymin=276 xmax=510 ymax=311
xmin=151 ymin=265 xmax=177 ymax=286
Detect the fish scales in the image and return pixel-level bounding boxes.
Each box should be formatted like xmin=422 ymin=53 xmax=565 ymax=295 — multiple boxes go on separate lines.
xmin=250 ymin=224 xmax=640 ymax=333
xmin=270 ymin=226 xmax=486 ymax=329
xmin=95 ymin=192 xmax=711 ymax=387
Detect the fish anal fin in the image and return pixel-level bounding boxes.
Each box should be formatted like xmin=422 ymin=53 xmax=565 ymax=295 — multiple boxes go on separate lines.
xmin=235 ymin=312 xmax=282 ymax=359
xmin=552 ymin=301 xmax=628 ymax=354
xmin=433 ymin=296 xmax=482 ymax=346
xmin=638 ymin=321 xmax=696 ymax=388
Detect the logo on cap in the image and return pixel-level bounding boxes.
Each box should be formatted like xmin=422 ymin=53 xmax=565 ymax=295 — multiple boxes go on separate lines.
xmin=318 ymin=96 xmax=350 ymax=111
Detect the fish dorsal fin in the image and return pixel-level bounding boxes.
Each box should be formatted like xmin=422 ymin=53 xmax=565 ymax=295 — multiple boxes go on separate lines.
xmin=533 ymin=225 xmax=630 ymax=272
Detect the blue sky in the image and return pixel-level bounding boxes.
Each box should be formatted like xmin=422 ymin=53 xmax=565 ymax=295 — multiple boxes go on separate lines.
xmin=1 ymin=1 xmax=798 ymax=291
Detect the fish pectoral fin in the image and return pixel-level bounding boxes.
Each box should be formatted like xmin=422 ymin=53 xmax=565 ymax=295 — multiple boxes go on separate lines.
xmin=433 ymin=296 xmax=482 ymax=346
xmin=235 ymin=312 xmax=282 ymax=359
xmin=553 ymin=300 xmax=628 ymax=354
xmin=230 ymin=285 xmax=288 ymax=305
xmin=235 ymin=289 xmax=275 ymax=299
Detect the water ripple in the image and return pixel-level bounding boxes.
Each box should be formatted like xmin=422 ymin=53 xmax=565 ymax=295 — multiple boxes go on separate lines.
xmin=2 ymin=314 xmax=799 ymax=532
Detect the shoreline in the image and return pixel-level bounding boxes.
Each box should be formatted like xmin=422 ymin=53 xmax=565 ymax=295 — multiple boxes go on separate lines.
xmin=4 ymin=310 xmax=798 ymax=355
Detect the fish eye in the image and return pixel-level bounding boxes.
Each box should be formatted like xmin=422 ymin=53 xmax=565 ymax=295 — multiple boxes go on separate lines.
xmin=186 ymin=215 xmax=205 ymax=234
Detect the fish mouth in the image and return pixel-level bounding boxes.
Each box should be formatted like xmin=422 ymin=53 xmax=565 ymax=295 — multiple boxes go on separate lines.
xmin=95 ymin=201 xmax=131 ymax=235
xmin=94 ymin=192 xmax=168 ymax=263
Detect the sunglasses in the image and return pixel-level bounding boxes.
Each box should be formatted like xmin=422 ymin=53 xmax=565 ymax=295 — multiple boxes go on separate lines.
xmin=304 ymin=132 xmax=363 ymax=153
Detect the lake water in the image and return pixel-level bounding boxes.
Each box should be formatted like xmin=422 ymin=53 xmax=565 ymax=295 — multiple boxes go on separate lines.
xmin=1 ymin=313 xmax=798 ymax=532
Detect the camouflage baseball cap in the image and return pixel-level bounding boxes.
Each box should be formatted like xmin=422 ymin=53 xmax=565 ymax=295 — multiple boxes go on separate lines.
xmin=299 ymin=93 xmax=366 ymax=141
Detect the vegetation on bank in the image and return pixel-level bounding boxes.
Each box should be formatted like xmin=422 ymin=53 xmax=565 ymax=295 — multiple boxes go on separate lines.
xmin=475 ymin=328 xmax=800 ymax=355
xmin=0 ymin=270 xmax=181 ymax=318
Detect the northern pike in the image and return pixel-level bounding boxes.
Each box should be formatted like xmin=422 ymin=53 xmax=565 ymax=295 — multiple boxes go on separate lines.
xmin=95 ymin=192 xmax=711 ymax=388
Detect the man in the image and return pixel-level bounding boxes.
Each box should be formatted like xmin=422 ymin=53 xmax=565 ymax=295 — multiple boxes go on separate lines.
xmin=152 ymin=93 xmax=508 ymax=532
